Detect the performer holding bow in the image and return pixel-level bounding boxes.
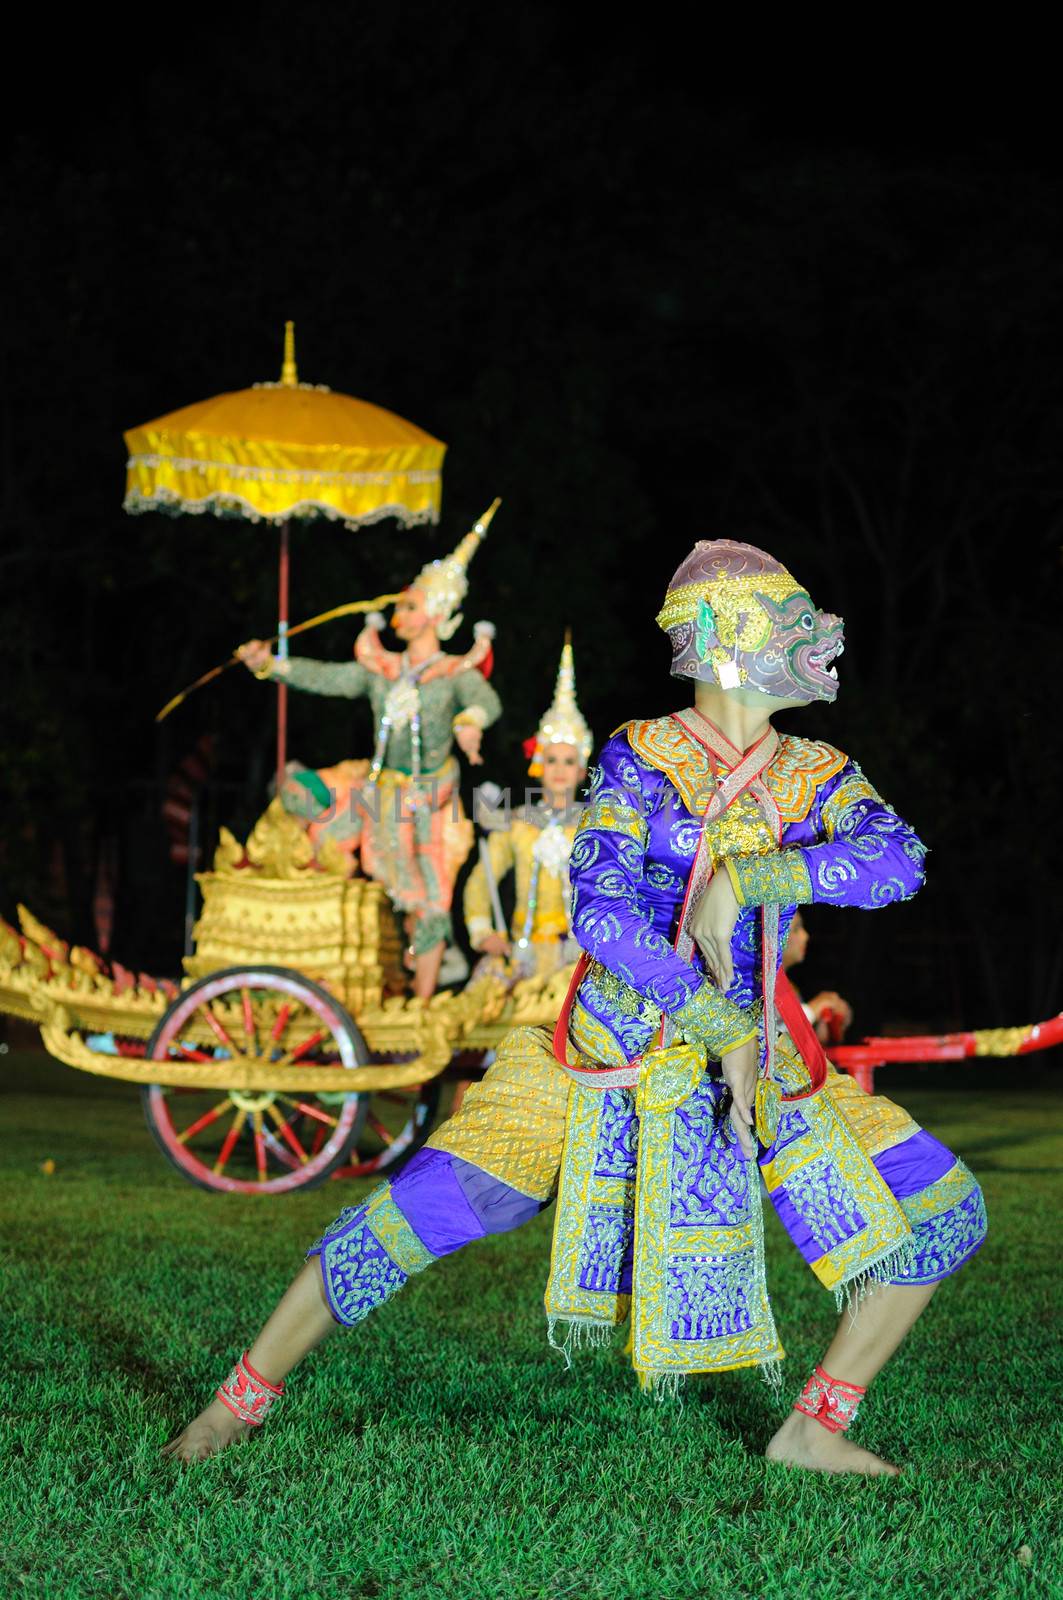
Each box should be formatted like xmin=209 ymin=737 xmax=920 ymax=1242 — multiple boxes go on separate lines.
xmin=170 ymin=539 xmax=986 ymax=1476
xmin=237 ymin=510 xmax=502 ymax=998
xmin=464 ymin=633 xmax=591 ymax=981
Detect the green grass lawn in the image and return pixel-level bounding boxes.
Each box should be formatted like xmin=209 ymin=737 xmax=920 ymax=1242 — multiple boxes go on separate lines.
xmin=1 ymin=1050 xmax=1060 ymax=1600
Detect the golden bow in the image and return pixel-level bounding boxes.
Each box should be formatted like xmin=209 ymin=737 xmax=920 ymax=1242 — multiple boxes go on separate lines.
xmin=155 ymin=591 xmax=403 ymax=723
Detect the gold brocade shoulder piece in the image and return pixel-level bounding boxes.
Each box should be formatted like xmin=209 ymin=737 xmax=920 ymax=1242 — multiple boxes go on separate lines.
xmin=625 ymin=717 xmax=715 ymax=814
xmin=624 ymin=719 xmax=846 ymax=823
xmin=769 ymin=736 xmax=848 ymax=825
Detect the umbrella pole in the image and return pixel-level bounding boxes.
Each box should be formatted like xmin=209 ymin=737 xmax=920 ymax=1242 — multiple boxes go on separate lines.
xmin=276 ymin=521 xmax=290 ymax=793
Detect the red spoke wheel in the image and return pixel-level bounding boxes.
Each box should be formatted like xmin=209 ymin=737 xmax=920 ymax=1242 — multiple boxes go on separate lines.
xmin=336 ymin=1078 xmax=443 ymax=1179
xmin=142 ymin=967 xmax=368 ymax=1194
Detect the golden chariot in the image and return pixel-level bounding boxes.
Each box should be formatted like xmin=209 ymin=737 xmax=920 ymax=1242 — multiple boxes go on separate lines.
xmin=0 ymin=801 xmax=574 ymax=1194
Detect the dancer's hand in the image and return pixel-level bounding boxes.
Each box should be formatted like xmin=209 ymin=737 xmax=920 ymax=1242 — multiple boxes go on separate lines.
xmin=237 ymin=639 xmax=272 ymax=674
xmin=692 ymin=866 xmax=740 ymax=992
xmin=721 ymin=1035 xmax=758 ymax=1159
xmin=454 ymin=723 xmax=483 ymax=765
xmin=480 ymin=932 xmax=510 ymax=957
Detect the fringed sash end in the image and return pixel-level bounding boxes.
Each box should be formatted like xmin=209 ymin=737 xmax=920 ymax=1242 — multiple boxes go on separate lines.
xmin=759 ymin=1356 xmax=784 ymax=1396
xmin=636 ymin=1368 xmax=685 ymax=1404
xmin=546 ymin=1315 xmax=614 ymax=1369
xmin=833 ymin=1235 xmax=921 ymax=1317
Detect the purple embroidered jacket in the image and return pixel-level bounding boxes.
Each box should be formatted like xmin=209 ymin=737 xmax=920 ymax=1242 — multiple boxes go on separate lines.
xmin=566 ymin=717 xmax=927 ymax=1067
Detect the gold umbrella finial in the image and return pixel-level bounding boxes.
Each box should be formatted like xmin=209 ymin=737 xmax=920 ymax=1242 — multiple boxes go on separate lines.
xmin=280 ymin=320 xmax=299 ymax=387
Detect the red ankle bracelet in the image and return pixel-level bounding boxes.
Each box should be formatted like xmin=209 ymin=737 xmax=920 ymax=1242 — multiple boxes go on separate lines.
xmin=793 ymin=1364 xmax=866 ymax=1434
xmin=216 ymin=1351 xmax=285 ymax=1427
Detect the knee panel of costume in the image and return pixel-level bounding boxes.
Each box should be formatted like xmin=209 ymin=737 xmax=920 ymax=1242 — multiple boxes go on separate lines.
xmin=760 ymin=1066 xmax=987 ymax=1301
xmin=308 ymin=1137 xmax=555 ymax=1328
xmin=308 ymin=1185 xmax=435 ymax=1328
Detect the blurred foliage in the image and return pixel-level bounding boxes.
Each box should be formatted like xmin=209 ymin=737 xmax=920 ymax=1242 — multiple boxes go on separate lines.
xmin=1 ymin=12 xmax=1060 ymax=1023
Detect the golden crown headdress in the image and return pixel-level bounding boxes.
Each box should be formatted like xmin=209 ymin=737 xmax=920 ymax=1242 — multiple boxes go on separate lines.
xmin=527 ymin=631 xmax=593 ymax=776
xmin=410 ymin=498 xmax=500 ymax=641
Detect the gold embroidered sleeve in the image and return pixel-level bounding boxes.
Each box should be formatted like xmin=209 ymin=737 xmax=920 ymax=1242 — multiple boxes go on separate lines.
xmin=672 ymin=983 xmax=759 ymax=1058
xmin=576 ymin=797 xmax=648 ymax=844
xmin=585 ymin=959 xmax=663 ymax=1029
xmin=820 ymin=773 xmax=883 ymax=840
xmin=724 ymin=851 xmax=813 ymax=908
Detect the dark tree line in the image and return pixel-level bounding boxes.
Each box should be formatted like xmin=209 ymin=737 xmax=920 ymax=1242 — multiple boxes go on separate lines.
xmin=3 ymin=12 xmax=1061 ymax=1031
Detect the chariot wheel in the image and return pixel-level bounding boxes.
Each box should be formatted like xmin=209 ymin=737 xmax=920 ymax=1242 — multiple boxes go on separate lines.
xmin=142 ymin=966 xmax=369 ymax=1194
xmin=338 ymin=1077 xmax=443 ymax=1179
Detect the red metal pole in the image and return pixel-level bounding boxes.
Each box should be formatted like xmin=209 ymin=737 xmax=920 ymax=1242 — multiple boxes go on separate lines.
xmin=276 ymin=521 xmax=290 ymax=794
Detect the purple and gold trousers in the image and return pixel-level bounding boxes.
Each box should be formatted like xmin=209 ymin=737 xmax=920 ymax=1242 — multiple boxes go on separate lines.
xmin=308 ymin=1027 xmax=986 ymax=1332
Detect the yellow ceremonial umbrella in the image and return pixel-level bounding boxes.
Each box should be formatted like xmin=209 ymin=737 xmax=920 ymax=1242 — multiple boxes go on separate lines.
xmin=124 ymin=324 xmax=446 ymax=784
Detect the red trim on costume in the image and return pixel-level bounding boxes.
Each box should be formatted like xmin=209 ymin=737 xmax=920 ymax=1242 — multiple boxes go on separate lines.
xmin=354 ymin=626 xmax=401 ymax=679
xmin=353 ymin=623 xmax=494 ymax=683
xmin=671 ymin=711 xmax=772 ymax=768
xmin=552 ymin=953 xmax=600 ymax=1075
xmin=775 ymin=970 xmax=828 ymax=1099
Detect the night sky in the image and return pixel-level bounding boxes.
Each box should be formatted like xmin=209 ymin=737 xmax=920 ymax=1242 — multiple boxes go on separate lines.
xmin=4 ymin=15 xmax=1061 ymax=1036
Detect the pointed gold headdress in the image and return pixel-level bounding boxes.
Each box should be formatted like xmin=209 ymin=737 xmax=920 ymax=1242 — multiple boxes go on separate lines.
xmin=527 ymin=631 xmax=593 ymax=776
xmin=408 ymin=498 xmax=500 ymax=641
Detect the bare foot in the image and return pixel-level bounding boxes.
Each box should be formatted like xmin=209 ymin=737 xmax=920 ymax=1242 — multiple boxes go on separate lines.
xmin=765 ymin=1409 xmax=900 ymax=1476
xmin=161 ymin=1397 xmax=251 ymax=1463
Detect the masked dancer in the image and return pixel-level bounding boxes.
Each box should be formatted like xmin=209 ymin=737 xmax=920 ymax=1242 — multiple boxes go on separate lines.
xmin=171 ymin=539 xmax=986 ymax=1475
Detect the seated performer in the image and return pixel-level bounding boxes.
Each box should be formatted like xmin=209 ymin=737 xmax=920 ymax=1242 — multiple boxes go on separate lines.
xmin=464 ymin=632 xmax=591 ymax=981
xmin=782 ymin=909 xmax=854 ymax=1043
xmin=237 ymin=512 xmax=501 ymax=998
xmin=169 ymin=538 xmax=987 ymax=1477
